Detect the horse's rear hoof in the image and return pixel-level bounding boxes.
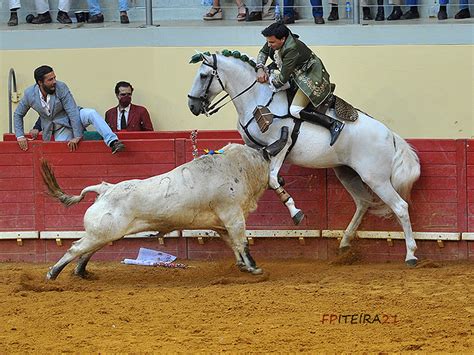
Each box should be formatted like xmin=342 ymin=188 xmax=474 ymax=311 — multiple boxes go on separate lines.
xmin=406 ymin=259 xmax=417 ymax=267
xmin=292 ymin=211 xmax=304 ymax=225
xmin=251 ymin=268 xmax=263 ymax=275
xmin=339 ymin=246 xmax=351 ymax=254
xmin=46 ymin=271 xmax=56 ymax=280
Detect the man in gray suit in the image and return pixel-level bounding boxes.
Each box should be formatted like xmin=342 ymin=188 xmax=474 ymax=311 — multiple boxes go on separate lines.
xmin=14 ymin=65 xmax=125 ymax=154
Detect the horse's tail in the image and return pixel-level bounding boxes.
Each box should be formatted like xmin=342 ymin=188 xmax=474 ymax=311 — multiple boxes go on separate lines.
xmin=370 ymin=133 xmax=421 ymax=218
xmin=40 ymin=159 xmax=112 ymax=207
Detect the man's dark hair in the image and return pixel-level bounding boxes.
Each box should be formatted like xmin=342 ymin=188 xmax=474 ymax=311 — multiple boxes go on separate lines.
xmin=115 ymin=81 xmax=134 ymax=95
xmin=34 ymin=65 xmax=54 ymax=84
xmin=261 ymin=21 xmax=290 ymax=39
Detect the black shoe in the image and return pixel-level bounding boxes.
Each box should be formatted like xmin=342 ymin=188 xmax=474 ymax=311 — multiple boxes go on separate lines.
xmin=314 ymin=16 xmax=325 ymax=24
xmin=375 ymin=7 xmax=385 ymax=21
xmin=299 ymin=110 xmax=345 ymax=146
xmin=110 ymin=140 xmax=125 ymax=154
xmin=31 ymin=12 xmax=52 ymax=24
xmin=455 ymin=8 xmax=470 ymax=19
xmin=246 ymin=11 xmax=262 ymax=21
xmin=120 ymin=13 xmax=129 ymax=24
xmin=437 ymin=7 xmax=447 ymax=20
xmin=8 ymin=11 xmax=18 ymax=26
xmin=362 ymin=7 xmax=373 ymax=20
xmin=57 ymin=10 xmax=72 ymax=24
xmin=283 ymin=15 xmax=295 ymax=24
xmin=401 ymin=8 xmax=419 ymax=20
xmin=387 ymin=6 xmax=402 ymax=20
xmin=328 ymin=6 xmax=339 ymax=21
xmin=88 ymin=13 xmax=104 ymax=23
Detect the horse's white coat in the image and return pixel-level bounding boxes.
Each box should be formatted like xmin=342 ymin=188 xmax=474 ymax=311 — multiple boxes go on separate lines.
xmin=188 ymin=54 xmax=421 ymax=263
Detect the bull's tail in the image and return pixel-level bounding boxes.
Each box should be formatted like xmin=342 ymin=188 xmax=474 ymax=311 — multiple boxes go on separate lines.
xmin=40 ymin=159 xmax=112 ymax=207
xmin=370 ymin=133 xmax=421 ymax=218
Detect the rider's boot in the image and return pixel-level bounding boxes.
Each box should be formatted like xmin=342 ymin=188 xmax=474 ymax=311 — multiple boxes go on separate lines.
xmin=299 ymin=110 xmax=345 ymax=146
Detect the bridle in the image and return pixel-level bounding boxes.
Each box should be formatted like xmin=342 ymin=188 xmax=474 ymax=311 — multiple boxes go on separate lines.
xmin=187 ymin=54 xmax=257 ymax=117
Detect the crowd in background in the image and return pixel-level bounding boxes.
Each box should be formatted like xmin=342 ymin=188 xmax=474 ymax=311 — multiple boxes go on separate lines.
xmin=5 ymin=0 xmax=471 ymax=26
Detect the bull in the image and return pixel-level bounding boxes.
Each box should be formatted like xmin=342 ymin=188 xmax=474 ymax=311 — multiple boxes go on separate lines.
xmin=41 ymin=143 xmax=269 ymax=280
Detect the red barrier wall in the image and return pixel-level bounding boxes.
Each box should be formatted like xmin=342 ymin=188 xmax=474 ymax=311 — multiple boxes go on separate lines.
xmin=0 ymin=133 xmax=472 ymax=263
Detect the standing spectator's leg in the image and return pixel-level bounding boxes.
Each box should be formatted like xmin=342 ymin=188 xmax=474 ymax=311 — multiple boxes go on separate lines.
xmin=79 ymin=108 xmax=119 ymax=146
xmin=203 ymin=0 xmax=223 ymax=20
xmin=246 ymin=0 xmax=263 ymax=21
xmin=119 ymin=0 xmax=130 ymax=23
xmin=455 ymin=0 xmax=470 ymax=18
xmin=438 ymin=0 xmax=448 ymax=19
xmin=57 ymin=0 xmax=72 ymax=24
xmin=282 ymin=0 xmax=295 ymax=23
xmin=31 ymin=0 xmax=52 ymax=24
xmin=375 ymin=0 xmax=385 ymax=20
xmin=236 ymin=0 xmax=247 ymax=21
xmin=401 ymin=0 xmax=419 ymax=19
xmin=88 ymin=0 xmax=105 ymax=22
xmin=327 ymin=0 xmax=339 ymax=21
xmin=311 ymin=0 xmax=325 ymax=23
xmin=361 ymin=0 xmax=374 ymax=19
xmin=387 ymin=0 xmax=402 ymax=20
xmin=8 ymin=0 xmax=20 ymax=26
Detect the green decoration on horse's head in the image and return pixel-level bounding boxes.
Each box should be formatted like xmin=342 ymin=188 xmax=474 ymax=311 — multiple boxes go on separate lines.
xmin=190 ymin=49 xmax=257 ymax=71
xmin=189 ymin=51 xmax=211 ymax=64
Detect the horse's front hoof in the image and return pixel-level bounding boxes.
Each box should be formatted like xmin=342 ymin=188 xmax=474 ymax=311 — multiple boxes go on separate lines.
xmin=292 ymin=211 xmax=305 ymax=225
xmin=46 ymin=271 xmax=56 ymax=280
xmin=406 ymin=259 xmax=417 ymax=267
xmin=339 ymin=246 xmax=351 ymax=254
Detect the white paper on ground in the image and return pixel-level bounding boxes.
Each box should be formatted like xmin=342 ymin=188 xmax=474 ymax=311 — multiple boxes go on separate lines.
xmin=122 ymin=247 xmax=177 ymax=266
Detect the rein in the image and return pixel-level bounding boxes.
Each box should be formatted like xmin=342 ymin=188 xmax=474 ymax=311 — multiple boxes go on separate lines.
xmin=187 ymin=54 xmax=257 ymax=116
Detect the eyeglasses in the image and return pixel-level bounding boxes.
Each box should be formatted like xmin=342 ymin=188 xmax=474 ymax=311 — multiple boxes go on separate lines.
xmin=119 ymin=93 xmax=132 ymax=97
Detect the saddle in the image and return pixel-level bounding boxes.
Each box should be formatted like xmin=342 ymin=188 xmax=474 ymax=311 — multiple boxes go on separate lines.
xmin=314 ymin=84 xmax=359 ymax=122
xmin=280 ymin=79 xmax=359 ymax=122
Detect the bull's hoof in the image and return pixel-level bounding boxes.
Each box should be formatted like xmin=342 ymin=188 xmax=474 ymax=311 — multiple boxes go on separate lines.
xmin=406 ymin=259 xmax=418 ymax=267
xmin=292 ymin=211 xmax=305 ymax=225
xmin=339 ymin=246 xmax=351 ymax=254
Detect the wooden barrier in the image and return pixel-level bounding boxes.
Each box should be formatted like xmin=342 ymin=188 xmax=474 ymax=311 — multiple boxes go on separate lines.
xmin=0 ymin=133 xmax=472 ymax=262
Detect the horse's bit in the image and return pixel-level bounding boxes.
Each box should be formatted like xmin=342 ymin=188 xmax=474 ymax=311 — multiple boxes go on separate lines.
xmin=187 ymin=53 xmax=257 ymax=117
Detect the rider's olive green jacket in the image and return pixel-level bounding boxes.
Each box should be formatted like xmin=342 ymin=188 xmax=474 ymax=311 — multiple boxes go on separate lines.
xmin=257 ymin=33 xmax=332 ymax=108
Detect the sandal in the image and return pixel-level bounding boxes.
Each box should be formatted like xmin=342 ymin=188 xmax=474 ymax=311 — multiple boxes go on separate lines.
xmin=203 ymin=7 xmax=223 ymax=20
xmin=237 ymin=5 xmax=247 ymax=21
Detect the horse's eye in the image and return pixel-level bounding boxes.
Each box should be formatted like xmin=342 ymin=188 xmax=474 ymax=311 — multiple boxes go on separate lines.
xmin=200 ymin=73 xmax=208 ymax=79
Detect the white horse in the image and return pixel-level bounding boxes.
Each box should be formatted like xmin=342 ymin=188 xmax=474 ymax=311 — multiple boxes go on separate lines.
xmin=188 ymin=52 xmax=421 ymax=265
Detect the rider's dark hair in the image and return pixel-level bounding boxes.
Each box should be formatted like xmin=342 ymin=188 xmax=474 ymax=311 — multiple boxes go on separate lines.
xmin=261 ymin=21 xmax=290 ymax=39
xmin=34 ymin=65 xmax=54 ymax=84
xmin=114 ymin=81 xmax=134 ymax=95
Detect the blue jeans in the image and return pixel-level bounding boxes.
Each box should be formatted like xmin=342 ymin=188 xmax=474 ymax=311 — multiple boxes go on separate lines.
xmin=439 ymin=0 xmax=469 ymax=8
xmin=88 ymin=0 xmax=129 ymax=16
xmin=283 ymin=0 xmax=323 ymax=18
xmin=55 ymin=108 xmax=118 ymax=147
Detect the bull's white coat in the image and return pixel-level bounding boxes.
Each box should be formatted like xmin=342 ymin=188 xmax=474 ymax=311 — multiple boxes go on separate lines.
xmin=43 ymin=144 xmax=269 ymax=279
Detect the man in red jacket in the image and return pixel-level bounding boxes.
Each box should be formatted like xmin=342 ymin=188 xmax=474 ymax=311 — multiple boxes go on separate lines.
xmin=105 ymin=81 xmax=154 ymax=132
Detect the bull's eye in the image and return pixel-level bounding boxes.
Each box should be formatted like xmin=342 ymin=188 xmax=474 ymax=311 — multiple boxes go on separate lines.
xmin=200 ymin=73 xmax=208 ymax=80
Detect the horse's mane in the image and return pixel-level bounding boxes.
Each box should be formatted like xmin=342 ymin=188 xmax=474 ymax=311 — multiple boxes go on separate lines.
xmin=190 ymin=50 xmax=258 ymax=72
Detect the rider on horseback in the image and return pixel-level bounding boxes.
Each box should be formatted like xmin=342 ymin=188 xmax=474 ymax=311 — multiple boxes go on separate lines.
xmin=256 ymin=22 xmax=345 ymax=146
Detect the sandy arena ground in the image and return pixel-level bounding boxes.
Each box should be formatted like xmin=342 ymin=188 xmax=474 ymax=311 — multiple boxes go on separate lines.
xmin=0 ymin=258 xmax=472 ymax=353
